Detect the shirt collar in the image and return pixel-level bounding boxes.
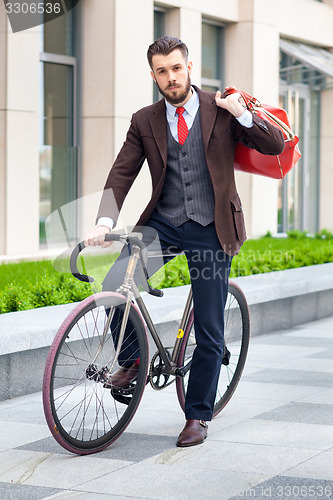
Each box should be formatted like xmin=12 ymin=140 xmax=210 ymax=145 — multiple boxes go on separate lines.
xmin=165 ymin=87 xmax=199 ymax=119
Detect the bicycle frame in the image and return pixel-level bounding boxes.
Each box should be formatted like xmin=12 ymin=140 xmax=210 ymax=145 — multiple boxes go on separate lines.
xmin=116 ymin=243 xmax=193 ymax=377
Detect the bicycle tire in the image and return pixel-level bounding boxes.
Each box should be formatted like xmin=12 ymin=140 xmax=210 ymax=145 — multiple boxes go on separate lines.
xmin=43 ymin=292 xmax=148 ymax=454
xmin=176 ymin=281 xmax=250 ymax=417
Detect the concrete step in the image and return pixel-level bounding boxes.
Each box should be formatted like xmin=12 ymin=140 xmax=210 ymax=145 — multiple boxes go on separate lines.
xmin=1 ymin=263 xmax=333 ymax=400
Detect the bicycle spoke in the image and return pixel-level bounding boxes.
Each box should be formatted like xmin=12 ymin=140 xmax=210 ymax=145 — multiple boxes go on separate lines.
xmin=176 ymin=282 xmax=249 ymax=417
xmin=44 ymin=294 xmax=148 ymax=453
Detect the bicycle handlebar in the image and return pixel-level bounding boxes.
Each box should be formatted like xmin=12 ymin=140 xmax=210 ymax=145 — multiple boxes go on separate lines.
xmin=69 ymin=233 xmax=164 ymax=297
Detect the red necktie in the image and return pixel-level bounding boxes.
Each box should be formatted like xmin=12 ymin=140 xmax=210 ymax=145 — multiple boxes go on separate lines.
xmin=176 ymin=107 xmax=189 ymax=145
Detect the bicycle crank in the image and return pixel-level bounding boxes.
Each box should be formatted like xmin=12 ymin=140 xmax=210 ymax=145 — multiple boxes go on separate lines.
xmin=149 ymin=350 xmax=175 ymax=390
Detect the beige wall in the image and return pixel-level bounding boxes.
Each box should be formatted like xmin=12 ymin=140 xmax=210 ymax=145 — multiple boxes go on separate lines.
xmin=224 ymin=0 xmax=281 ymax=237
xmin=1 ymin=0 xmax=333 ymax=256
xmin=80 ymin=0 xmax=155 ymax=235
xmin=0 ymin=3 xmax=40 ymax=256
xmin=0 ymin=3 xmax=7 ymax=254
xmin=278 ymin=0 xmax=333 ymax=47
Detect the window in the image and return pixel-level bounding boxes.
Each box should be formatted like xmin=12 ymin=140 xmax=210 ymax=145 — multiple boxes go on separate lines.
xmin=39 ymin=10 xmax=78 ymax=244
xmin=278 ymin=40 xmax=323 ymax=234
xmin=201 ymin=21 xmax=224 ymax=92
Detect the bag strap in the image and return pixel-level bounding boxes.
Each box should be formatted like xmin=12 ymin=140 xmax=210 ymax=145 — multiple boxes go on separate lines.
xmin=223 ymin=88 xmax=295 ymax=140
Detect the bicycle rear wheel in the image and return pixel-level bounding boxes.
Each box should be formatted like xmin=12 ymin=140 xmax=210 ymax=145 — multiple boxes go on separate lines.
xmin=43 ymin=292 xmax=148 ymax=454
xmin=176 ymin=281 xmax=250 ymax=417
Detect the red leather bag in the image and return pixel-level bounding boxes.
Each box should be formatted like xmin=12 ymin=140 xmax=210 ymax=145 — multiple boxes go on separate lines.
xmin=225 ymin=89 xmax=301 ymax=179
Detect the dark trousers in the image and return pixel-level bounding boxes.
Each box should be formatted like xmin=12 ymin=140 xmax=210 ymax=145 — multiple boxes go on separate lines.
xmin=102 ymin=211 xmax=232 ymax=421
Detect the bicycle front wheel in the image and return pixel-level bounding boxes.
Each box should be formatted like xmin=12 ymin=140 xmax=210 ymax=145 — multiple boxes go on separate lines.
xmin=43 ymin=292 xmax=148 ymax=454
xmin=176 ymin=281 xmax=250 ymax=417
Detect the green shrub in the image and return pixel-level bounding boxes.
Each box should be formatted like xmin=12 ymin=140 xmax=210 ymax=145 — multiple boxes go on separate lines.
xmin=0 ymin=284 xmax=32 ymax=313
xmin=0 ymin=271 xmax=92 ymax=313
xmin=1 ymin=233 xmax=333 ymax=313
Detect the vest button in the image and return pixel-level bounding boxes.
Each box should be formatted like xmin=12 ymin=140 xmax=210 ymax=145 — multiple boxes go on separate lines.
xmin=187 ymin=197 xmax=192 ymax=202
xmin=182 ymin=152 xmax=187 ymax=157
xmin=185 ymin=182 xmax=191 ymax=187
xmin=183 ymin=167 xmax=189 ymax=172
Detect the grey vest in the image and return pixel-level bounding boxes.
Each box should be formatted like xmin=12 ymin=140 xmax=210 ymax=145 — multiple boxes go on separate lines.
xmin=156 ymin=110 xmax=215 ymax=227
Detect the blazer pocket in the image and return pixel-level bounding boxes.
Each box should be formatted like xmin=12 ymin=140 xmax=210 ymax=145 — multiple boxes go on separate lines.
xmin=230 ymin=194 xmax=246 ymax=242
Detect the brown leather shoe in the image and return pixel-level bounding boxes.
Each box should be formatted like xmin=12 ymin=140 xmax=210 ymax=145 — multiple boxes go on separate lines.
xmin=103 ymin=361 xmax=139 ymax=389
xmin=176 ymin=419 xmax=208 ymax=447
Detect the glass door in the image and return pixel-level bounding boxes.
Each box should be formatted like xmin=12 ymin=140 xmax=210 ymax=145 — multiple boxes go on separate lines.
xmin=278 ymin=85 xmax=320 ymax=233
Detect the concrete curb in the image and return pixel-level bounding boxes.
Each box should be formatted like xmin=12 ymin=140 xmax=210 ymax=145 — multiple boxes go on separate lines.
xmin=1 ymin=263 xmax=333 ymax=400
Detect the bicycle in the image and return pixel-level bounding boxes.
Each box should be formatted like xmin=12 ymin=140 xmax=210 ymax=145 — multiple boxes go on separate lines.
xmin=43 ymin=233 xmax=250 ymax=455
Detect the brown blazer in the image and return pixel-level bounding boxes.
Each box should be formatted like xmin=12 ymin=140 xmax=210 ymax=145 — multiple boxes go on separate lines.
xmin=97 ymin=85 xmax=284 ymax=256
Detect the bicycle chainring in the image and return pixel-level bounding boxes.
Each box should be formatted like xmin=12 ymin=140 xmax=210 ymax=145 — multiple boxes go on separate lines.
xmin=149 ymin=350 xmax=174 ymax=390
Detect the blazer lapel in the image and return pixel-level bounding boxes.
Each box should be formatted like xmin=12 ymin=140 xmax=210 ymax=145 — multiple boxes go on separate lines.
xmin=149 ymin=99 xmax=168 ymax=168
xmin=193 ymin=85 xmax=218 ymax=153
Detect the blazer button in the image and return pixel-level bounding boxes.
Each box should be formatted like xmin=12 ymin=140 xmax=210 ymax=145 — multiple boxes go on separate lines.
xmin=182 ymin=152 xmax=187 ymax=157
xmin=185 ymin=182 xmax=191 ymax=187
xmin=183 ymin=167 xmax=189 ymax=172
xmin=187 ymin=196 xmax=192 ymax=202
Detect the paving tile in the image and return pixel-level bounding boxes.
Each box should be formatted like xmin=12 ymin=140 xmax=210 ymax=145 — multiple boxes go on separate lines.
xmin=19 ymin=432 xmax=176 ymax=462
xmin=253 ymin=402 xmax=333 ymax=426
xmin=230 ymin=476 xmax=333 ymax=500
xmin=232 ymin=381 xmax=322 ymax=403
xmin=280 ymin=450 xmax=333 ymax=481
xmin=125 ymin=408 xmax=183 ymax=437
xmin=75 ymin=458 xmax=272 ymax=500
xmin=43 ymin=490 xmax=147 ymax=499
xmin=252 ymin=335 xmax=333 ymax=349
xmin=0 ymin=422 xmax=50 ymax=449
xmin=299 ymin=388 xmax=333 ymax=405
xmin=275 ymin=357 xmax=333 ymax=373
xmin=0 ymin=449 xmax=133 ymax=489
xmin=207 ymin=397 xmax=287 ymax=433
xmin=0 ymin=400 xmax=46 ymax=425
xmin=242 ymin=368 xmax=333 ymax=388
xmin=0 ymin=482 xmax=62 ymax=500
xmin=212 ymin=419 xmax=333 ymax=451
xmin=310 ymin=349 xmax=333 ymax=360
xmin=137 ymin=384 xmax=183 ymax=413
xmin=1 ymin=315 xmax=333 ymax=500
xmin=152 ymin=440 xmax=319 ymax=476
xmin=286 ymin=327 xmax=333 ymax=338
xmin=293 ymin=316 xmax=333 ymax=331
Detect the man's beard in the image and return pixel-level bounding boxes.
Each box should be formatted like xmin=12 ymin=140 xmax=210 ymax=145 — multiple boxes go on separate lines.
xmin=156 ymin=73 xmax=192 ymax=105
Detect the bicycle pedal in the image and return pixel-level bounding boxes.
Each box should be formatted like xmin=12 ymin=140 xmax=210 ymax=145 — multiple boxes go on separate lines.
xmin=110 ymin=390 xmax=131 ymax=406
xmin=222 ymin=347 xmax=231 ymax=366
xmin=110 ymin=386 xmax=135 ymax=405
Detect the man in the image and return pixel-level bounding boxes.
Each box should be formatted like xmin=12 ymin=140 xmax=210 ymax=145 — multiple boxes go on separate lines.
xmin=85 ymin=36 xmax=284 ymax=447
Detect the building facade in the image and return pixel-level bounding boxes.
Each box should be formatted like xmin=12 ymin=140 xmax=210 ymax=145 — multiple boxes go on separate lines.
xmin=1 ymin=0 xmax=333 ymax=256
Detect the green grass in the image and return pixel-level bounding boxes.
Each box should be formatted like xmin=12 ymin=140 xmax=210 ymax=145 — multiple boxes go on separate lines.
xmin=1 ymin=229 xmax=333 ymax=313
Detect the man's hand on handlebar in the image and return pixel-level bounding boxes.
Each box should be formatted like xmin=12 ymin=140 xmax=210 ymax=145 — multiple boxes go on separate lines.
xmin=84 ymin=226 xmax=113 ymax=248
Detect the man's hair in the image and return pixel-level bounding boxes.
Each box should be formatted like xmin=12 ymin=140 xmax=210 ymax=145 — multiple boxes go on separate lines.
xmin=147 ymin=36 xmax=189 ymax=69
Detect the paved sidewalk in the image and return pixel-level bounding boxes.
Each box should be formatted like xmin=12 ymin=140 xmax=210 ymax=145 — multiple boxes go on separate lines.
xmin=0 ymin=317 xmax=332 ymax=500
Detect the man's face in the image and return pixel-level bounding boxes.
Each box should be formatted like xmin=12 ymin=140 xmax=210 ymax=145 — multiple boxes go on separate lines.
xmin=150 ymin=49 xmax=193 ymax=106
